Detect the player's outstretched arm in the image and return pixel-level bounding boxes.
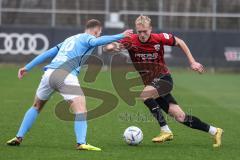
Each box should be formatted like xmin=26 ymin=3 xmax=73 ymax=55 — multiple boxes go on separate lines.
xmin=88 ymin=29 xmax=133 ymax=47
xmin=175 ymin=36 xmax=204 ymax=74
xmin=18 ymin=43 xmax=62 ymax=79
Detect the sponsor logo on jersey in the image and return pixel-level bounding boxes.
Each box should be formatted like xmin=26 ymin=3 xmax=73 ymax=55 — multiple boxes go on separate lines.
xmin=135 ymin=52 xmax=158 ymax=60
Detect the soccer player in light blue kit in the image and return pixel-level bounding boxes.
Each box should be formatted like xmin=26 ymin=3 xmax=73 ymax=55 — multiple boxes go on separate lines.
xmin=6 ymin=19 xmax=133 ymax=151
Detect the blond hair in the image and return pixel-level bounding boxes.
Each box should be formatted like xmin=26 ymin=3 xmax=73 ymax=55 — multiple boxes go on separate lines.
xmin=135 ymin=15 xmax=151 ymax=26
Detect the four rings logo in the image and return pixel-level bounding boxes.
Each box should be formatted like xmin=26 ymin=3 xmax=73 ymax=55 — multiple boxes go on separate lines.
xmin=0 ymin=33 xmax=49 ymax=55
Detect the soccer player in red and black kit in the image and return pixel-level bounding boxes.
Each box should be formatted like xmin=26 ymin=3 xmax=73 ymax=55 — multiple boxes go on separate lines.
xmin=104 ymin=15 xmax=223 ymax=147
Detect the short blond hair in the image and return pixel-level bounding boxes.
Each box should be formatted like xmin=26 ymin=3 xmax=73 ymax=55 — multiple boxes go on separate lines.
xmin=135 ymin=15 xmax=151 ymax=26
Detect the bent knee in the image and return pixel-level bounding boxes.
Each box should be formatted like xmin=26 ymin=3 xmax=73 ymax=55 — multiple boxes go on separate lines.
xmin=70 ymin=97 xmax=87 ymax=114
xmin=174 ymin=113 xmax=186 ymax=122
xmin=140 ymin=92 xmax=151 ymax=101
xmin=33 ymin=98 xmax=47 ymax=112
xmin=168 ymin=105 xmax=186 ymax=122
xmin=140 ymin=86 xmax=159 ymax=101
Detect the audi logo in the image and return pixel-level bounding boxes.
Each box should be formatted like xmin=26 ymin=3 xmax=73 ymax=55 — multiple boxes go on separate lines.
xmin=0 ymin=33 xmax=49 ymax=55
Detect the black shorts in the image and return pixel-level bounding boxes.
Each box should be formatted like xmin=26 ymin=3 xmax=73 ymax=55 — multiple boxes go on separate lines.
xmin=149 ymin=74 xmax=178 ymax=113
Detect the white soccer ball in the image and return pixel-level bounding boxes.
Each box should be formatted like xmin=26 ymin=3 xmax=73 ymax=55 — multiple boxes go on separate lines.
xmin=123 ymin=126 xmax=143 ymax=145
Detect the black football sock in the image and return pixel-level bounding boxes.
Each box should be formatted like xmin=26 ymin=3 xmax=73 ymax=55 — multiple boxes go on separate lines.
xmin=182 ymin=115 xmax=210 ymax=132
xmin=144 ymin=98 xmax=167 ymax=127
xmin=155 ymin=96 xmax=170 ymax=113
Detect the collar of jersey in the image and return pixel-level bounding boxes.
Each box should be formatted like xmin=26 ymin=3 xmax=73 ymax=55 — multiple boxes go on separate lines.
xmin=137 ymin=34 xmax=152 ymax=44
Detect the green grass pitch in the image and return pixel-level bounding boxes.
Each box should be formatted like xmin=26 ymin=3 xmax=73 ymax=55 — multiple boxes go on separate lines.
xmin=0 ymin=65 xmax=240 ymax=160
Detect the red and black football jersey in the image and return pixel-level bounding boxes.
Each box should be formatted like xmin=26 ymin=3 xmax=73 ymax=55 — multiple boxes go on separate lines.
xmin=119 ymin=33 xmax=175 ymax=85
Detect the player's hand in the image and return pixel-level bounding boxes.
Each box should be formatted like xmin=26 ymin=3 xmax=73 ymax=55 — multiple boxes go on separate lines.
xmin=18 ymin=67 xmax=28 ymax=80
xmin=113 ymin=42 xmax=125 ymax=52
xmin=190 ymin=61 xmax=204 ymax=74
xmin=103 ymin=42 xmax=125 ymax=52
xmin=122 ymin=29 xmax=133 ymax=38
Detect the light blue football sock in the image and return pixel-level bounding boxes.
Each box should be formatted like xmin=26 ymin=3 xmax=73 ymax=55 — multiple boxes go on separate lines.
xmin=16 ymin=107 xmax=38 ymax=138
xmin=75 ymin=113 xmax=87 ymax=144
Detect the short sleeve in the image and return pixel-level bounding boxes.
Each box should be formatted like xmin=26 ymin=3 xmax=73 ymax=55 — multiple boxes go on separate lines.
xmin=159 ymin=33 xmax=175 ymax=46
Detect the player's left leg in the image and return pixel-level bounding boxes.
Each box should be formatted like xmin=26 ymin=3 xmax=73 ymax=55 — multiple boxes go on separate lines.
xmin=7 ymin=70 xmax=54 ymax=146
xmin=6 ymin=98 xmax=47 ymax=146
xmin=168 ymin=104 xmax=223 ymax=147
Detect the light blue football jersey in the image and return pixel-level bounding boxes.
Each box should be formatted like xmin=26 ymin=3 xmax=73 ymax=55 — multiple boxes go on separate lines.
xmin=44 ymin=33 xmax=123 ymax=75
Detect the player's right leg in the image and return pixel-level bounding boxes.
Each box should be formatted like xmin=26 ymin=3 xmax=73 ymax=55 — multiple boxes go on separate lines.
xmin=67 ymin=96 xmax=101 ymax=151
xmin=7 ymin=70 xmax=54 ymax=146
xmin=140 ymin=85 xmax=173 ymax=143
xmin=56 ymin=71 xmax=101 ymax=151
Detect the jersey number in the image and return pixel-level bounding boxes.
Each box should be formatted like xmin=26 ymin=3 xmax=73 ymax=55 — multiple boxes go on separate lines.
xmin=64 ymin=40 xmax=75 ymax=52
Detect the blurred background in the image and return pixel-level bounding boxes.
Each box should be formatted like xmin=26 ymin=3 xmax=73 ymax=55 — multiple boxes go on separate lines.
xmin=0 ymin=0 xmax=240 ymax=70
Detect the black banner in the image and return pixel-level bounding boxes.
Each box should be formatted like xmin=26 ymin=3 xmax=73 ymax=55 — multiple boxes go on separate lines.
xmin=0 ymin=26 xmax=240 ymax=70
